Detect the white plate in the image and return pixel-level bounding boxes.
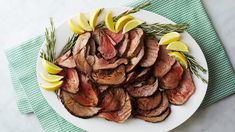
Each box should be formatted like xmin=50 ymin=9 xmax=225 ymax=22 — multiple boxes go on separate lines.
xmin=36 ymin=7 xmax=208 ymax=132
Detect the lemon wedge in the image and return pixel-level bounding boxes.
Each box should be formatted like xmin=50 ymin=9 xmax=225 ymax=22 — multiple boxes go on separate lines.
xmin=39 ymin=72 xmax=63 ymax=83
xmin=168 ymin=52 xmax=188 ymax=69
xmin=122 ymin=19 xmax=144 ymax=34
xmin=115 ymin=15 xmax=134 ymax=32
xmin=159 ymin=32 xmax=180 ymax=45
xmin=40 ymin=81 xmax=63 ymax=91
xmin=41 ymin=59 xmax=62 ymax=74
xmin=89 ymin=8 xmax=102 ymax=31
xmin=104 ymin=10 xmax=115 ymax=32
xmin=166 ymin=41 xmax=189 ymax=53
xmin=68 ymin=19 xmax=84 ymax=34
xmin=78 ymin=12 xmax=92 ymax=31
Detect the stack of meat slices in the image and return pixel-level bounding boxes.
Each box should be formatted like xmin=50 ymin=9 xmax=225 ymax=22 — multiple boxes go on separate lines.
xmin=56 ymin=28 xmax=196 ymax=123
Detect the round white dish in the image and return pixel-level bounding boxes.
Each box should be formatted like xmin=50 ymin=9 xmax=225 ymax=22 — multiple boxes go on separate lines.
xmin=36 ymin=7 xmax=208 ymax=132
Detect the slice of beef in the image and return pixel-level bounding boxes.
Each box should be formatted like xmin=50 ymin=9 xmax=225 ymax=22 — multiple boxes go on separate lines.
xmin=104 ymin=28 xmax=124 ymax=44
xmin=153 ymin=46 xmax=175 ymax=78
xmin=101 ymin=88 xmax=126 ymax=112
xmin=160 ymin=62 xmax=184 ymax=89
xmin=74 ymin=47 xmax=92 ymax=74
xmin=56 ymin=50 xmax=76 ymax=68
xmin=88 ymin=38 xmax=96 ymax=55
xmin=73 ymin=32 xmax=91 ymax=54
xmin=56 ymin=50 xmax=71 ymax=63
xmin=98 ymin=85 xmax=109 ymax=93
xmin=136 ymin=91 xmax=162 ymax=111
xmin=92 ymin=56 xmax=128 ymax=70
xmin=137 ymin=92 xmax=169 ymax=117
xmin=127 ymin=28 xmax=144 ymax=58
xmin=166 ymin=69 xmax=196 ymax=105
xmin=86 ymin=55 xmax=95 ymax=66
xmin=60 ymin=90 xmax=100 ymax=118
xmin=118 ymin=33 xmax=130 ymax=57
xmin=93 ymin=29 xmax=117 ymax=60
xmin=140 ymin=36 xmax=159 ymax=67
xmin=62 ymin=68 xmax=79 ymax=94
xmin=73 ymin=32 xmax=92 ymax=74
xmin=73 ymin=75 xmax=98 ymax=107
xmin=92 ymin=65 xmax=126 ymax=85
xmin=126 ymin=46 xmax=145 ymax=72
xmin=126 ymin=68 xmax=150 ymax=84
xmin=127 ymin=77 xmax=158 ymax=97
xmin=126 ymin=71 xmax=136 ymax=82
xmin=136 ymin=107 xmax=171 ymax=123
xmin=99 ymin=93 xmax=132 ymax=123
xmin=135 ymin=68 xmax=150 ymax=81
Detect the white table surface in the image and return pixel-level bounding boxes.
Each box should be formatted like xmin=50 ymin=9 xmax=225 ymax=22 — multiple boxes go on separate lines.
xmin=0 ymin=0 xmax=234 ymax=132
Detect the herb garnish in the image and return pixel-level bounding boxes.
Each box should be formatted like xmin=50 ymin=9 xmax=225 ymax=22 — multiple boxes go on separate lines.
xmin=40 ymin=18 xmax=56 ymax=62
xmin=181 ymin=52 xmax=208 ymax=83
xmin=59 ymin=34 xmax=78 ymax=56
xmin=141 ymin=23 xmax=189 ymax=36
xmin=97 ymin=2 xmax=151 ymax=28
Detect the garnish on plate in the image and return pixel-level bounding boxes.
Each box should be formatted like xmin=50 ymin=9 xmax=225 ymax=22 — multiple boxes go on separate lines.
xmin=39 ymin=19 xmax=63 ymax=91
xmin=40 ymin=18 xmax=56 ymax=63
xmin=97 ymin=2 xmax=151 ymax=28
xmin=159 ymin=32 xmax=208 ymax=83
xmin=38 ymin=2 xmax=208 ymax=124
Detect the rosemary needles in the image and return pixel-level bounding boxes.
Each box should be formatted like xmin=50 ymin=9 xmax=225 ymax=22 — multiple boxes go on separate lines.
xmin=40 ymin=18 xmax=56 ymax=62
xmin=182 ymin=52 xmax=208 ymax=83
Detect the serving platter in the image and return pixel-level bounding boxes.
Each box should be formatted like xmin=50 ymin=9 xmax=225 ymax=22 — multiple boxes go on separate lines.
xmin=36 ymin=7 xmax=208 ymax=132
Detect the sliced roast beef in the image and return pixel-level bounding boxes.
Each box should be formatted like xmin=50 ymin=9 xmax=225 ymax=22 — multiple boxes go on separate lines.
xmin=126 ymin=71 xmax=136 ymax=82
xmin=127 ymin=28 xmax=144 ymax=58
xmin=60 ymin=90 xmax=100 ymax=118
xmin=73 ymin=32 xmax=92 ymax=74
xmin=160 ymin=62 xmax=184 ymax=89
xmin=86 ymin=55 xmax=95 ymax=66
xmin=136 ymin=107 xmax=171 ymax=123
xmin=137 ymin=92 xmax=169 ymax=117
xmin=135 ymin=68 xmax=150 ymax=80
xmin=140 ymin=36 xmax=159 ymax=67
xmin=153 ymin=46 xmax=175 ymax=78
xmin=73 ymin=32 xmax=91 ymax=53
xmin=88 ymin=38 xmax=96 ymax=55
xmin=74 ymin=47 xmax=92 ymax=74
xmin=166 ymin=69 xmax=196 ymax=105
xmin=92 ymin=56 xmax=128 ymax=70
xmin=118 ymin=33 xmax=130 ymax=57
xmin=98 ymin=85 xmax=109 ymax=93
xmin=56 ymin=50 xmax=71 ymax=62
xmin=127 ymin=77 xmax=158 ymax=97
xmin=93 ymin=29 xmax=117 ymax=60
xmin=58 ymin=56 xmax=76 ymax=68
xmin=73 ymin=75 xmax=98 ymax=107
xmin=126 ymin=46 xmax=145 ymax=72
xmin=62 ymin=68 xmax=79 ymax=94
xmin=104 ymin=28 xmax=124 ymax=44
xmin=99 ymin=93 xmax=132 ymax=123
xmin=101 ymin=88 xmax=126 ymax=112
xmin=92 ymin=65 xmax=126 ymax=85
xmin=136 ymin=91 xmax=162 ymax=111
xmin=56 ymin=50 xmax=76 ymax=68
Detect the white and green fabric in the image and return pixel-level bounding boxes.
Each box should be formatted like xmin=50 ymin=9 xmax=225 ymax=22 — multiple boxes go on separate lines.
xmin=5 ymin=0 xmax=235 ymax=131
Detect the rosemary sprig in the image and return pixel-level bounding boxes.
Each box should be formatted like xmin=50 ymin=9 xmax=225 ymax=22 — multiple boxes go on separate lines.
xmin=59 ymin=34 xmax=78 ymax=56
xmin=181 ymin=52 xmax=208 ymax=83
xmin=97 ymin=2 xmax=151 ymax=27
xmin=40 ymin=18 xmax=56 ymax=62
xmin=141 ymin=23 xmax=189 ymax=36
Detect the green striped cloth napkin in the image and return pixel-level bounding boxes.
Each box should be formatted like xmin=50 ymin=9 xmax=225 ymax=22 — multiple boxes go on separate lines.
xmin=5 ymin=0 xmax=235 ymax=131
